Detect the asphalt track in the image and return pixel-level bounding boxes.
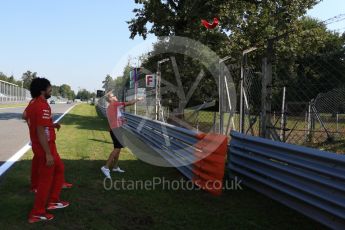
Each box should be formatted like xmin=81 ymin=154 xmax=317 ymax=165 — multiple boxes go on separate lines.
xmin=0 ymin=103 xmax=75 ymax=166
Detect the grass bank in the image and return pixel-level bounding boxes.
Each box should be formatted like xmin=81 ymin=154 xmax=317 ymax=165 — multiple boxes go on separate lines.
xmin=0 ymin=104 xmax=324 ymax=229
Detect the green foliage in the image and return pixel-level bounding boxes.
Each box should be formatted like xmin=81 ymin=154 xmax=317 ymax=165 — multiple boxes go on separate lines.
xmin=102 ymin=63 xmax=132 ymax=100
xmin=76 ymin=89 xmax=93 ymax=101
xmin=273 ymin=17 xmax=345 ymax=103
xmin=21 ymin=71 xmax=37 ymax=89
xmin=52 ymin=84 xmax=76 ymax=100
xmin=1 ymin=71 xmax=77 ymax=100
xmin=126 ymin=0 xmax=345 ymax=110
xmin=127 ymin=0 xmax=320 ymax=54
xmin=0 ymin=72 xmax=22 ymax=86
xmin=102 ymin=75 xmax=115 ymax=91
xmin=59 ymin=84 xmax=75 ymax=100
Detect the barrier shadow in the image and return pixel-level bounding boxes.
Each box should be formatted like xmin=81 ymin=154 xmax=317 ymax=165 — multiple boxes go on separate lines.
xmin=0 ymin=112 xmax=23 ymax=121
xmin=58 ymin=113 xmax=108 ymax=131
xmin=0 ymin=112 xmax=64 ymax=121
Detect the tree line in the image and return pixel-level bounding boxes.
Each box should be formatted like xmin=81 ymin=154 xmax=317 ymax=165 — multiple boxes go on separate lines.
xmin=1 ymin=71 xmax=95 ymax=101
xmin=124 ymin=0 xmax=345 ymax=111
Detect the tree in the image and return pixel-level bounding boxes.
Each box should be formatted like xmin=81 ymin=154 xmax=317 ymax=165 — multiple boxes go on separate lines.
xmin=22 ymin=71 xmax=37 ymax=89
xmin=273 ymin=17 xmax=345 ymax=103
xmin=0 ymin=72 xmax=21 ymax=86
xmin=59 ymin=84 xmax=75 ymax=100
xmin=52 ymin=85 xmax=61 ymax=97
xmin=76 ymin=89 xmax=93 ymax=101
xmin=127 ymin=0 xmax=338 ymax=111
xmin=122 ymin=63 xmax=131 ymax=88
xmin=103 ymin=71 xmax=130 ymax=100
xmin=128 ymin=0 xmax=319 ymax=53
xmin=102 ymin=75 xmax=115 ymax=91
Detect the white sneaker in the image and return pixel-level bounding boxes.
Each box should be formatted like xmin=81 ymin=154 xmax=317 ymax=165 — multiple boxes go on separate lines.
xmin=101 ymin=166 xmax=112 ymax=179
xmin=112 ymin=167 xmax=125 ymax=173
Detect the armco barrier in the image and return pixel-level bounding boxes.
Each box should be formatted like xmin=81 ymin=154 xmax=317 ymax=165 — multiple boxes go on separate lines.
xmin=228 ymin=131 xmax=345 ymax=229
xmin=97 ymin=103 xmax=228 ymax=195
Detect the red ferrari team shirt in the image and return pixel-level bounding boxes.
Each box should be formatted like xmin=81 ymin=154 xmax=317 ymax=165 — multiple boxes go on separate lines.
xmin=107 ymin=101 xmax=126 ymax=129
xmin=25 ymin=97 xmax=56 ymax=144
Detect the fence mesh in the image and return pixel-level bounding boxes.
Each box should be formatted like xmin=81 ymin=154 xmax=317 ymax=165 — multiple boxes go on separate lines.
xmin=101 ymin=43 xmax=344 ymax=152
xmin=238 ymin=53 xmax=345 ymax=149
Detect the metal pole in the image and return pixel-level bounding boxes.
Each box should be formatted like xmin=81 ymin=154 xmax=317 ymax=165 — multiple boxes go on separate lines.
xmin=155 ymin=58 xmax=169 ymax=121
xmin=337 ymin=112 xmax=339 ymax=133
xmin=260 ymin=40 xmax=273 ymax=139
xmin=239 ymin=55 xmax=245 ymax=133
xmin=239 ymin=48 xmax=257 ymax=134
xmin=155 ymin=63 xmax=160 ymax=120
xmin=280 ymin=86 xmax=287 ymax=142
xmin=218 ymin=56 xmax=232 ymax=134
xmin=260 ymin=58 xmax=267 ymax=138
xmin=219 ymin=62 xmax=224 ymax=134
xmin=307 ymin=102 xmax=313 ymax=142
xmin=134 ymin=68 xmax=137 ymax=115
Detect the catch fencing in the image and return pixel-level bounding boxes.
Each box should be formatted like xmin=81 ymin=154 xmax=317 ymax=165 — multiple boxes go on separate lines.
xmin=0 ymin=80 xmax=30 ymax=103
xmin=237 ymin=50 xmax=345 ymax=148
xmin=109 ymin=54 xmax=345 ymax=150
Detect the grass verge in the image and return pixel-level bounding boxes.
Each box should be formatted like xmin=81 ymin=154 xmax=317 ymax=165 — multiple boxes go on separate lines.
xmin=0 ymin=104 xmax=325 ymax=229
xmin=0 ymin=103 xmax=28 ymax=109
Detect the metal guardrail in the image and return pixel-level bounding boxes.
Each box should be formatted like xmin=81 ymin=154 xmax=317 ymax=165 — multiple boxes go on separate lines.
xmin=99 ymin=101 xmax=345 ymax=226
xmin=228 ymin=131 xmax=345 ymax=229
xmin=124 ymin=112 xmax=200 ymax=178
xmin=98 ymin=101 xmax=228 ymax=195
xmin=97 ymin=102 xmax=201 ymax=179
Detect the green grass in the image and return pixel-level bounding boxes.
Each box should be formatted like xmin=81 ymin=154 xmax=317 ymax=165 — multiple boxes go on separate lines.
xmin=0 ymin=103 xmax=28 ymax=108
xmin=309 ymin=138 xmax=345 ymax=154
xmin=0 ymin=104 xmax=325 ymax=229
xmin=182 ymin=109 xmax=345 ymax=149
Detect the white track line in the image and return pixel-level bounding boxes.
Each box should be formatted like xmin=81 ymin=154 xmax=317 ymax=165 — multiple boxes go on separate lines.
xmin=0 ymin=104 xmax=76 ymax=177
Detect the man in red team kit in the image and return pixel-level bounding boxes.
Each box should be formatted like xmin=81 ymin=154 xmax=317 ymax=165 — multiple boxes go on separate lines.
xmin=25 ymin=78 xmax=70 ymax=223
xmin=23 ymin=108 xmax=72 ymax=193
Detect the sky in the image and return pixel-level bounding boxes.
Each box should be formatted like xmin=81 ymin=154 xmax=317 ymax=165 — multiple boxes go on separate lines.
xmin=0 ymin=0 xmax=344 ymax=92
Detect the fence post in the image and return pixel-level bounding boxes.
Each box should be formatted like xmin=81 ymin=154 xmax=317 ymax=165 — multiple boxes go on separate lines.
xmin=307 ymin=102 xmax=314 ymax=142
xmin=280 ymin=86 xmax=287 ymax=142
xmin=260 ymin=39 xmax=273 ymax=139
xmin=336 ymin=112 xmax=339 ymax=134
xmin=239 ymin=55 xmax=245 ymax=133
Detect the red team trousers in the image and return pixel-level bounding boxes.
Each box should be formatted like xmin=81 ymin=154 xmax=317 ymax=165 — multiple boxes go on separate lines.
xmin=30 ymin=141 xmax=64 ymax=215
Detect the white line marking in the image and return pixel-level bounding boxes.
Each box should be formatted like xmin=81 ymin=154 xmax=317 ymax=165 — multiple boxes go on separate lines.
xmin=54 ymin=105 xmax=76 ymax=123
xmin=0 ymin=144 xmax=31 ymax=177
xmin=0 ymin=104 xmax=77 ymax=177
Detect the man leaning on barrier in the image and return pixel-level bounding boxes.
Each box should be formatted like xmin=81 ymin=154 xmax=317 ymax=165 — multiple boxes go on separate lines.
xmin=101 ymin=91 xmax=143 ymax=179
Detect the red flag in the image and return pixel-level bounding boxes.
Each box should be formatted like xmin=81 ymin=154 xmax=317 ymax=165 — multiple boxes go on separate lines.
xmin=201 ymin=18 xmax=219 ymax=29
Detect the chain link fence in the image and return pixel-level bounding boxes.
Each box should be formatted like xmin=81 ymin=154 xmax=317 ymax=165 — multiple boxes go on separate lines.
xmin=240 ymin=53 xmax=345 ymax=150
xmin=101 ymin=47 xmax=344 ymax=152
